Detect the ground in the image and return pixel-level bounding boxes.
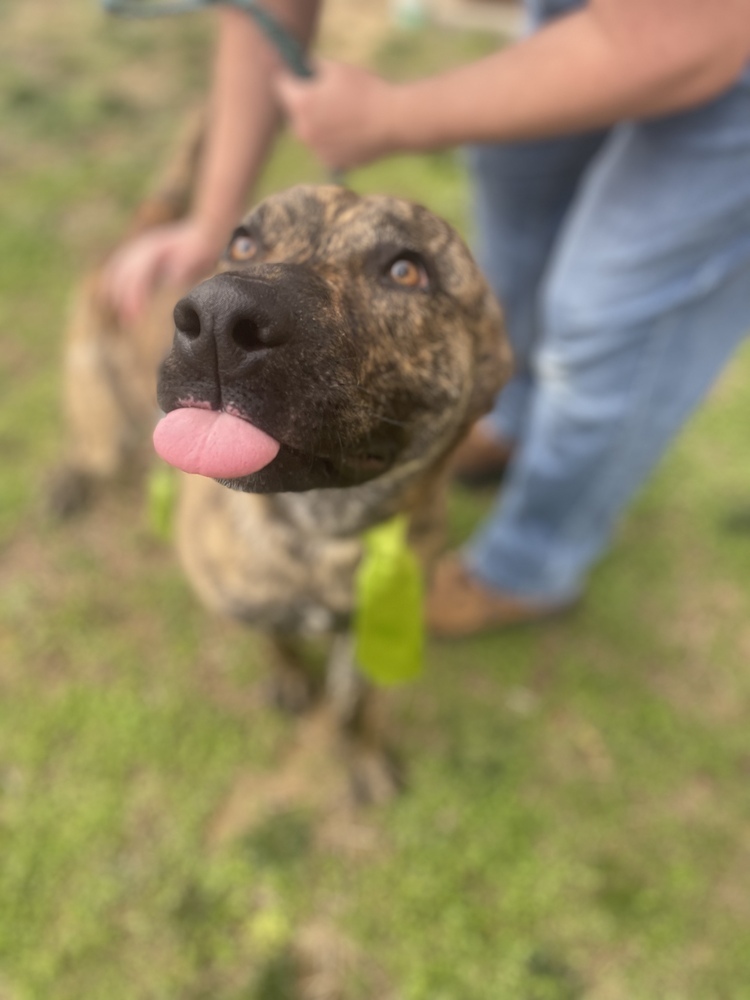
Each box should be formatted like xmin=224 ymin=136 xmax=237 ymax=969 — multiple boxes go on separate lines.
xmin=1 ymin=2 xmax=750 ymax=998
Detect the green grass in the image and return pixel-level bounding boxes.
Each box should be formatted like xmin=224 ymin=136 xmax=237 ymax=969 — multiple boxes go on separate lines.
xmin=1 ymin=2 xmax=750 ymax=998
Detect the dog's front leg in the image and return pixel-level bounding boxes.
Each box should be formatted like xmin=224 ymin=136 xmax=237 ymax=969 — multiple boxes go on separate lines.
xmin=326 ymin=634 xmax=404 ymax=805
xmin=265 ymin=633 xmax=322 ymax=715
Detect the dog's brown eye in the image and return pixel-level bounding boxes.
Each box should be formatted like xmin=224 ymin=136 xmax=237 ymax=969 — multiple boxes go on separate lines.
xmin=389 ymin=258 xmax=427 ymax=289
xmin=228 ymin=233 xmax=259 ymax=262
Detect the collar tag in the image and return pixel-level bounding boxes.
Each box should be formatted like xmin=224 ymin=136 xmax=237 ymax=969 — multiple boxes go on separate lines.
xmin=354 ymin=514 xmax=424 ymax=685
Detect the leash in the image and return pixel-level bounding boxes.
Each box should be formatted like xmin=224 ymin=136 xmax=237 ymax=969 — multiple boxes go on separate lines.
xmin=102 ymin=0 xmax=313 ymax=78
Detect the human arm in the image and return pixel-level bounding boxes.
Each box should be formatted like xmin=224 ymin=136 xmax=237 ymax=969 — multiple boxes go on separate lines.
xmin=104 ymin=0 xmax=320 ymax=324
xmin=276 ymin=0 xmax=750 ymax=170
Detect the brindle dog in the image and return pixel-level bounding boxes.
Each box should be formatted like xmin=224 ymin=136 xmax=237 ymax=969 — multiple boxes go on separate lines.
xmin=55 ymin=162 xmax=511 ymax=802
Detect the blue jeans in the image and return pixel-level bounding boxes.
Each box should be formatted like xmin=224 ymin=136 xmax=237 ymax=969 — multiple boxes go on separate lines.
xmin=464 ymin=76 xmax=750 ymax=603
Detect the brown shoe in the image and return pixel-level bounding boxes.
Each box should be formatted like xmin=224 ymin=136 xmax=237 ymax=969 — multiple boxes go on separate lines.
xmin=426 ymin=555 xmax=574 ymax=638
xmin=451 ymin=422 xmax=514 ymax=487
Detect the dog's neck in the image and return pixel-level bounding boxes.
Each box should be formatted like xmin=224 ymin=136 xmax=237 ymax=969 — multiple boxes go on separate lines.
xmin=269 ymin=457 xmax=444 ymax=540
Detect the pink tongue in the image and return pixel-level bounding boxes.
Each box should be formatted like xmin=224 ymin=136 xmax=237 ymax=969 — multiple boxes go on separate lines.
xmin=153 ymin=408 xmax=280 ymax=479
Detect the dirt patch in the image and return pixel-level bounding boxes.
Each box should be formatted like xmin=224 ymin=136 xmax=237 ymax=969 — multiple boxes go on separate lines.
xmin=540 ymin=707 xmax=615 ymax=784
xmin=655 ymin=573 xmax=750 ymax=724
xmin=293 ymin=919 xmax=396 ymax=1000
xmin=206 ymin=707 xmax=386 ymax=858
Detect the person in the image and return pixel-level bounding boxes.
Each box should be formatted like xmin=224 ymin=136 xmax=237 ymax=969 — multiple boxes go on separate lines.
xmin=103 ymin=0 xmax=750 ymax=637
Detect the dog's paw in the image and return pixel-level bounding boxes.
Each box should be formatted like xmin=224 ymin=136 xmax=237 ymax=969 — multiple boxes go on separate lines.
xmin=348 ymin=748 xmax=405 ymax=806
xmin=265 ymin=670 xmax=321 ymax=715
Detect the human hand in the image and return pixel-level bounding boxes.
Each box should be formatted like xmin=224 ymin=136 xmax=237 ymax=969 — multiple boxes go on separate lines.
xmin=274 ymin=59 xmax=401 ymax=172
xmin=100 ymin=218 xmax=228 ymax=326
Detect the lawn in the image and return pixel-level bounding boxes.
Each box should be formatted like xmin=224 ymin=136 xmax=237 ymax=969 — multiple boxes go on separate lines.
xmin=1 ymin=2 xmax=750 ymax=998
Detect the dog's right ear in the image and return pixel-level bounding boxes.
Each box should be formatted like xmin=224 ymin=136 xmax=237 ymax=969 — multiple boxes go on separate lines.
xmin=466 ymin=293 xmax=514 ymax=424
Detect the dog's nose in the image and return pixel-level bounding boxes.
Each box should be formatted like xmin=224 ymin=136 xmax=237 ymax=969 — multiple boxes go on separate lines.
xmin=173 ymin=272 xmax=293 ymax=357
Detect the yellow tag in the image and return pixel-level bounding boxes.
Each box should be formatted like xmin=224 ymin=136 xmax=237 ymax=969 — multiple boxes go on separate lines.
xmin=354 ymin=515 xmax=424 ymax=685
xmin=147 ymin=464 xmax=178 ymax=541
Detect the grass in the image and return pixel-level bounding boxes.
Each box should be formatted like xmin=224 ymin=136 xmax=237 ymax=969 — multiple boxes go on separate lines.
xmin=1 ymin=2 xmax=750 ymax=997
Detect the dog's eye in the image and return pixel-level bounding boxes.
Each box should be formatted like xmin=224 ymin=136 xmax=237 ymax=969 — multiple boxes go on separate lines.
xmin=388 ymin=257 xmax=429 ymax=290
xmin=228 ymin=232 xmax=259 ymax=263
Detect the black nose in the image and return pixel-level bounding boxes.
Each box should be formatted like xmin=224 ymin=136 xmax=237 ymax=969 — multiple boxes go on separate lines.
xmin=173 ymin=272 xmax=294 ymax=358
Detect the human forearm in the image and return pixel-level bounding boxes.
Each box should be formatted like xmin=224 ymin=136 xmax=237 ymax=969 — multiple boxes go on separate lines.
xmin=390 ymin=4 xmax=750 ymax=151
xmin=278 ymin=0 xmax=750 ymax=170
xmin=102 ymin=1 xmax=321 ymax=322
xmin=192 ymin=1 xmax=321 ymax=240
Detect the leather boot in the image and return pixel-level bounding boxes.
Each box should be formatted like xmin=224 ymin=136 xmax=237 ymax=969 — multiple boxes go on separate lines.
xmin=451 ymin=422 xmax=514 ymax=487
xmin=426 ymin=555 xmax=575 ymax=638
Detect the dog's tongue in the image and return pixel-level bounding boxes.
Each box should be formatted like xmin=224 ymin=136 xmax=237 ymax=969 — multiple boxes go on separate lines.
xmin=153 ymin=408 xmax=280 ymax=479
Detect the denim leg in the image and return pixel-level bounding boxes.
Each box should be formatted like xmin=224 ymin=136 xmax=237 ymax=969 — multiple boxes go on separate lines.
xmin=465 ymin=80 xmax=750 ymax=602
xmin=465 ymin=132 xmax=607 ymax=443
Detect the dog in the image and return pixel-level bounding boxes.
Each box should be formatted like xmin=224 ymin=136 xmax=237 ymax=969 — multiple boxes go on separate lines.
xmin=54 ymin=132 xmax=511 ymax=802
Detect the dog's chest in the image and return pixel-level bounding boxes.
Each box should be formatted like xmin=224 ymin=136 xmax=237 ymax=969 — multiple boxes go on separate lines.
xmin=175 ymin=475 xmax=364 ymax=634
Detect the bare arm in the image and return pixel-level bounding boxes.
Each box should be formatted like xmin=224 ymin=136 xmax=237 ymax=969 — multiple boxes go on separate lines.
xmin=193 ymin=0 xmax=320 ymax=241
xmin=278 ymin=0 xmax=750 ymax=168
xmin=103 ymin=0 xmax=320 ymax=323
xmin=398 ymin=0 xmax=750 ymax=144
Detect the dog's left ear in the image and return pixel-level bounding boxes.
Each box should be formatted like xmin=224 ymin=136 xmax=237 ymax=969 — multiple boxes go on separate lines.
xmin=466 ymin=293 xmax=513 ymax=423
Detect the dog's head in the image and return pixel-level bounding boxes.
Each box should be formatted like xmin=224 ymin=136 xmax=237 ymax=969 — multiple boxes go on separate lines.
xmin=155 ymin=185 xmax=511 ymax=493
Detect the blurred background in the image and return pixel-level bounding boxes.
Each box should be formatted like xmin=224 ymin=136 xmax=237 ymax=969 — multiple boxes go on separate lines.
xmin=1 ymin=1 xmax=750 ymax=997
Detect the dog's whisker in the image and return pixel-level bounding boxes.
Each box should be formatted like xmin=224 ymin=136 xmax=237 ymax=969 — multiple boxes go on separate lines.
xmin=364 ymin=412 xmax=409 ymax=429
xmin=336 ymin=428 xmax=346 ymax=465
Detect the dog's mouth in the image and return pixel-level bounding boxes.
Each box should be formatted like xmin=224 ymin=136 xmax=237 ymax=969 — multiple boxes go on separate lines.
xmin=153 ymin=403 xmax=397 ymax=486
